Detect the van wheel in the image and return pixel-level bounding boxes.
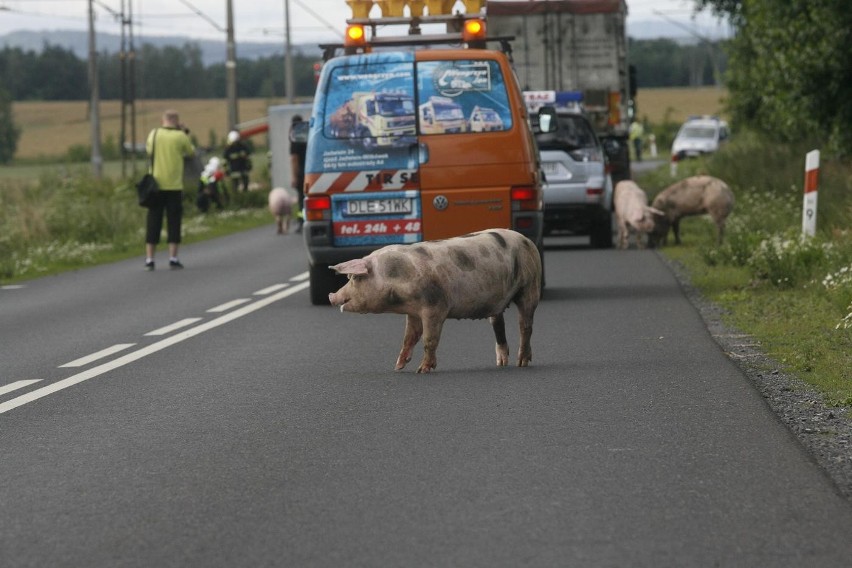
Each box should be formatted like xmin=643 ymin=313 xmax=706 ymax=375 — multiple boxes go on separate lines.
xmin=590 ymin=210 xmax=614 ymax=249
xmin=309 ymin=263 xmax=341 ymax=306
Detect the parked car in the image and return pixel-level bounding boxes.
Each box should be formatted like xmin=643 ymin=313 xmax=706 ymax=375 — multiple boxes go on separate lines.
xmin=530 ymin=97 xmax=613 ymax=248
xmin=671 ymin=115 xmax=730 ymax=160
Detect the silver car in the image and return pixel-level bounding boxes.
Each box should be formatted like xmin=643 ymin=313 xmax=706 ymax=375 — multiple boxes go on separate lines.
xmin=671 ymin=116 xmax=730 ymax=160
xmin=533 ymin=108 xmax=614 ymax=248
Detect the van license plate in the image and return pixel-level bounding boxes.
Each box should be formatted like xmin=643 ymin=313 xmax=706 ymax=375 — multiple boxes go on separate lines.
xmin=345 ymin=198 xmax=414 ymax=216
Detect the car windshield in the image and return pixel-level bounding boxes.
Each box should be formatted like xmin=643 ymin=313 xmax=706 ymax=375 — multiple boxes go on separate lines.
xmin=680 ymin=126 xmax=717 ymax=139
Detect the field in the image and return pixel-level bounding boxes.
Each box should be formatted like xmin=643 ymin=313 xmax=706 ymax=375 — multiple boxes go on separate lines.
xmin=11 ymin=98 xmax=295 ymax=160
xmin=634 ymin=86 xmax=728 ymax=124
xmin=9 ymin=89 xmax=727 ymax=161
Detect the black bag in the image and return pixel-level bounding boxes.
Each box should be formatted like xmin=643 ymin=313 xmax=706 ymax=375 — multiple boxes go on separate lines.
xmin=136 ymin=173 xmax=159 ymax=207
xmin=137 ymin=128 xmax=159 ymax=207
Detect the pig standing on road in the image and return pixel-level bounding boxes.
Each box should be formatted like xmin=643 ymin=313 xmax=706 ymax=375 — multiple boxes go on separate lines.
xmin=328 ymin=229 xmax=542 ymax=373
xmin=649 ymin=175 xmax=734 ymax=247
xmin=614 ymin=180 xmax=663 ymax=249
xmin=268 ymin=187 xmax=298 ymax=234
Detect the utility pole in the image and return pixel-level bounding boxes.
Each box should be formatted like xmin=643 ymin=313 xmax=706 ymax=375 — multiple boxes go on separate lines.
xmin=226 ymin=0 xmax=238 ymax=130
xmin=88 ymin=0 xmax=103 ymax=178
xmin=284 ymin=0 xmax=294 ymax=103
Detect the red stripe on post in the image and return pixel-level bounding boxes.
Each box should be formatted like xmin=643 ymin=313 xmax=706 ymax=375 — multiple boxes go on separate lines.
xmin=804 ymin=169 xmax=819 ymax=194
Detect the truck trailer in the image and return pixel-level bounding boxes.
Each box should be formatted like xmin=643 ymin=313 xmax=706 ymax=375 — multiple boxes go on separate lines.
xmin=486 ymin=0 xmax=634 ymax=183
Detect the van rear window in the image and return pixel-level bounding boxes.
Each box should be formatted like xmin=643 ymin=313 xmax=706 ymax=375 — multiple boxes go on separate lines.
xmin=416 ymin=60 xmax=512 ymax=135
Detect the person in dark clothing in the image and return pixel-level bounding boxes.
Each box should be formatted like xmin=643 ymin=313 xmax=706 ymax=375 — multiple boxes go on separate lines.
xmin=224 ymin=130 xmax=252 ymax=193
xmin=289 ymin=115 xmax=308 ymax=232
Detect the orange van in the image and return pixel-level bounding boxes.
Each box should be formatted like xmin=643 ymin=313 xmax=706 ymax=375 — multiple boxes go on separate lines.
xmin=302 ymin=41 xmax=543 ymax=304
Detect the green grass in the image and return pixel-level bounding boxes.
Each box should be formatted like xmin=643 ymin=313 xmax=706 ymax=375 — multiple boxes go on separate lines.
xmin=637 ymin=138 xmax=852 ymax=407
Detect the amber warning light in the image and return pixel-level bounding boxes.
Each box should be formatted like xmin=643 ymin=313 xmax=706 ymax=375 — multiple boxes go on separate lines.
xmin=462 ymin=18 xmax=486 ymax=43
xmin=344 ymin=24 xmax=367 ymax=48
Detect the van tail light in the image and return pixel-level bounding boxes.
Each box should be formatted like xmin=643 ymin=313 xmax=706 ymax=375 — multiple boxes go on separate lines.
xmin=511 ymin=185 xmax=541 ymax=212
xmin=305 ymin=195 xmax=331 ymax=221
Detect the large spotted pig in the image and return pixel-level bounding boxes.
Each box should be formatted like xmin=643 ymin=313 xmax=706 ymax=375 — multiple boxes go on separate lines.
xmin=614 ymin=180 xmax=663 ymax=250
xmin=649 ymin=175 xmax=734 ymax=247
xmin=328 ymin=229 xmax=542 ymax=373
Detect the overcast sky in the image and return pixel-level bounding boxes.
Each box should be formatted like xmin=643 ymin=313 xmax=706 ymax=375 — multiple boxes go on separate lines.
xmin=0 ymin=0 xmax=730 ymax=44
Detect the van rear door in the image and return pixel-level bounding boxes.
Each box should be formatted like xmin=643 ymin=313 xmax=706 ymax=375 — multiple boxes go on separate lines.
xmin=414 ymin=53 xmax=536 ymax=240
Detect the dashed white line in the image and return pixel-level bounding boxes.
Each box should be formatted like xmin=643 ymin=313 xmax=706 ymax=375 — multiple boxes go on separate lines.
xmin=290 ymin=271 xmax=309 ymax=282
xmin=254 ymin=283 xmax=290 ymax=295
xmin=144 ymin=318 xmax=204 ymax=336
xmin=0 ymin=380 xmax=42 ymax=397
xmin=207 ymin=298 xmax=252 ymax=313
xmin=0 ymin=281 xmax=310 ymax=415
xmin=59 ymin=343 xmax=137 ymax=368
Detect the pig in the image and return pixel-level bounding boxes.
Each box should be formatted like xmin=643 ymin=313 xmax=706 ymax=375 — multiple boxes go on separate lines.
xmin=648 ymin=175 xmax=734 ymax=247
xmin=268 ymin=187 xmax=298 ymax=234
xmin=613 ymin=180 xmax=663 ymax=250
xmin=328 ymin=229 xmax=542 ymax=373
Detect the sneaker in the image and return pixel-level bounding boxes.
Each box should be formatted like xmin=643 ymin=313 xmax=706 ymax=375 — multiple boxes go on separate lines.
xmin=145 ymin=260 xmax=155 ymax=271
xmin=169 ymin=260 xmax=184 ymax=270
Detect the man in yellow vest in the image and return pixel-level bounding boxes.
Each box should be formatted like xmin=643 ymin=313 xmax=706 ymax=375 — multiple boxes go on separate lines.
xmin=144 ymin=109 xmax=195 ymax=270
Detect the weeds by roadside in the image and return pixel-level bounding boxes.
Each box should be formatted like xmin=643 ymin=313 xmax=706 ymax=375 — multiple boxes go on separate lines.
xmin=0 ymin=171 xmax=270 ymax=283
xmin=637 ymin=133 xmax=852 ymax=407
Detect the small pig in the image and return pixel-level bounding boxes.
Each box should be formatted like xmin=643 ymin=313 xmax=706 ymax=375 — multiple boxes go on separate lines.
xmin=268 ymin=187 xmax=298 ymax=234
xmin=648 ymin=175 xmax=734 ymax=247
xmin=614 ymin=180 xmax=663 ymax=250
xmin=328 ymin=229 xmax=542 ymax=373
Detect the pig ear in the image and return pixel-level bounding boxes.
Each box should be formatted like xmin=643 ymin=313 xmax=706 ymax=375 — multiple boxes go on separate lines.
xmin=330 ymin=258 xmax=370 ymax=275
xmin=648 ymin=206 xmax=665 ymax=217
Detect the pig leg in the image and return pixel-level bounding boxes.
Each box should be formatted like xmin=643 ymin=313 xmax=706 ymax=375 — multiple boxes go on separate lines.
xmin=489 ymin=314 xmax=510 ymax=366
xmin=395 ymin=315 xmax=422 ymax=370
xmin=616 ymin=219 xmax=628 ymax=250
xmin=416 ymin=312 xmax=446 ymax=374
xmin=514 ymin=288 xmax=538 ymax=367
xmin=672 ymin=219 xmax=682 ymax=244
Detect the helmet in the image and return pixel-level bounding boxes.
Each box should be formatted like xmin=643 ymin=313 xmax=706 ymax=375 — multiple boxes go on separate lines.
xmin=227 ymin=130 xmax=240 ymax=143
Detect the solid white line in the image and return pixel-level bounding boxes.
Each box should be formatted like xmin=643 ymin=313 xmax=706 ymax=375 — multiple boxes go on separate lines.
xmin=144 ymin=318 xmax=204 ymax=336
xmin=1 ymin=285 xmax=25 ymax=290
xmin=207 ymin=298 xmax=252 ymax=313
xmin=254 ymin=283 xmax=289 ymax=295
xmin=290 ymin=271 xmax=310 ymax=282
xmin=0 ymin=281 xmax=309 ymax=415
xmin=59 ymin=343 xmax=137 ymax=368
xmin=0 ymin=380 xmax=42 ymax=397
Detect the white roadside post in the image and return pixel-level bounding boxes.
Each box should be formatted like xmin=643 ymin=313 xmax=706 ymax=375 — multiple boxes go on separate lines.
xmin=802 ymin=150 xmax=820 ymax=237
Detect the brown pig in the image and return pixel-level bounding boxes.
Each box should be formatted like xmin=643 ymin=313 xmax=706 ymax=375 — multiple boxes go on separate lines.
xmin=614 ymin=180 xmax=663 ymax=250
xmin=648 ymin=175 xmax=734 ymax=247
xmin=268 ymin=187 xmax=298 ymax=234
xmin=328 ymin=229 xmax=542 ymax=373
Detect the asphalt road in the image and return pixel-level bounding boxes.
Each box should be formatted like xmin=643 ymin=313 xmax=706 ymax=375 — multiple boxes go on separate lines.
xmin=2 ymin=225 xmax=852 ymax=567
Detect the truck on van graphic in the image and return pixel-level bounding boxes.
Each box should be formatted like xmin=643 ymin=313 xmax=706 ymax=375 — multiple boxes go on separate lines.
xmin=347 ymin=91 xmax=416 ymax=148
xmin=468 ymin=105 xmax=504 ymax=132
xmin=418 ymin=96 xmax=467 ymax=134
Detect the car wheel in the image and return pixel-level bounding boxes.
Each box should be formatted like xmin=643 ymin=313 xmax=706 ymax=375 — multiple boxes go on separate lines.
xmin=590 ymin=210 xmax=614 ymax=249
xmin=309 ymin=263 xmax=342 ymax=306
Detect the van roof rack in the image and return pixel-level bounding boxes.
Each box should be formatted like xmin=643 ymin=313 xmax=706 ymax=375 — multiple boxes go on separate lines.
xmin=320 ymin=35 xmax=515 ymax=62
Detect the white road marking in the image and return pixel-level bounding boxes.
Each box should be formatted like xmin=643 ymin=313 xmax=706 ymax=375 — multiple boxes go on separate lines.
xmin=290 ymin=271 xmax=309 ymax=282
xmin=59 ymin=343 xmax=137 ymax=368
xmin=0 ymin=281 xmax=309 ymax=415
xmin=0 ymin=380 xmax=41 ymax=397
xmin=1 ymin=285 xmax=25 ymax=290
xmin=254 ymin=283 xmax=289 ymax=295
xmin=144 ymin=318 xmax=204 ymax=336
xmin=207 ymin=298 xmax=252 ymax=313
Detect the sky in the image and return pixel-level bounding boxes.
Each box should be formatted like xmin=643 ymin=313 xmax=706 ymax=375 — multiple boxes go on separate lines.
xmin=0 ymin=0 xmax=731 ymax=44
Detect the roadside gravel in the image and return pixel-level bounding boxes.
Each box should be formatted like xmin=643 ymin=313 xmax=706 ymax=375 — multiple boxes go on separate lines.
xmin=662 ymin=254 xmax=852 ymax=501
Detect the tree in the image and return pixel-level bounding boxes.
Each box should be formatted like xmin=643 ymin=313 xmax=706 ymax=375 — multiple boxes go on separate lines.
xmin=0 ymin=87 xmax=21 ymax=164
xmin=695 ymin=0 xmax=852 ymax=155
